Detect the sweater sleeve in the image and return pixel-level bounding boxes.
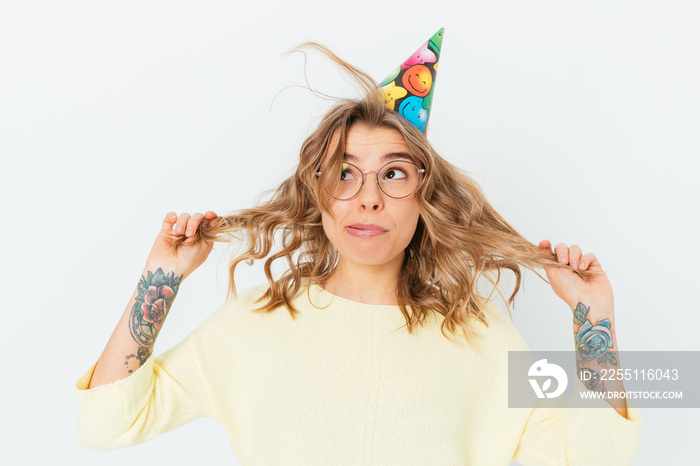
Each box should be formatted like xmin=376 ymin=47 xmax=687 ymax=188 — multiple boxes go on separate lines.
xmin=478 ymin=300 xmax=643 ymax=465
xmin=513 ymin=376 xmax=643 ymax=465
xmin=74 ymin=329 xmax=214 ymax=450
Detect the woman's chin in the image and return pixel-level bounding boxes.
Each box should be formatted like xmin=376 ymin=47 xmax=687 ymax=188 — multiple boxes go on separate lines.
xmin=341 ymin=249 xmax=404 ymax=268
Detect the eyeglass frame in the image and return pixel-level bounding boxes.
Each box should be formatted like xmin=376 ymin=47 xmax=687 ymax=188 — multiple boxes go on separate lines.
xmin=315 ymin=160 xmax=426 ymax=200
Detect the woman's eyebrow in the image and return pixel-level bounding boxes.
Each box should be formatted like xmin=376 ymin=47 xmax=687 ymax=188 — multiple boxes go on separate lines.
xmin=343 ymin=152 xmax=416 ymax=163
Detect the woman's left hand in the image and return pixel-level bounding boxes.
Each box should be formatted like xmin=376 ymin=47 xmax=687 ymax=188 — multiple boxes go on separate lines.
xmin=538 ymin=239 xmax=615 ymax=317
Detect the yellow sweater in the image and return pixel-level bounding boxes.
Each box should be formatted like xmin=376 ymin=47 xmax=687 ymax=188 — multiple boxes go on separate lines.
xmin=75 ymin=283 xmax=642 ymax=465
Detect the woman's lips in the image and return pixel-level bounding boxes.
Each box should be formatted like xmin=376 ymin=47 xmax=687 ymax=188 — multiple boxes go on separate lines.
xmin=346 ymin=224 xmax=388 ymax=238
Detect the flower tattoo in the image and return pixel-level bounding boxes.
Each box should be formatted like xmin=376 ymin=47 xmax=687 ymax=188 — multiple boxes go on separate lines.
xmin=141 ymin=284 xmax=175 ymax=329
xmin=573 ymin=302 xmax=618 ymax=368
xmin=129 ymin=268 xmax=182 ymax=348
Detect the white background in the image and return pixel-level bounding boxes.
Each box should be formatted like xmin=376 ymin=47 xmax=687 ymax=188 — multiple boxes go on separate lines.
xmin=1 ymin=1 xmax=697 ymax=464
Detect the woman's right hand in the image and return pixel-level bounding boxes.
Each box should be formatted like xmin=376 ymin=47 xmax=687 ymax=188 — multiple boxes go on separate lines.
xmin=145 ymin=211 xmax=219 ymax=280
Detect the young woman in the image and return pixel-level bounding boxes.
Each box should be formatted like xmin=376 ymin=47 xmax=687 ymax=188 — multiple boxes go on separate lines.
xmin=76 ymin=41 xmax=642 ymax=465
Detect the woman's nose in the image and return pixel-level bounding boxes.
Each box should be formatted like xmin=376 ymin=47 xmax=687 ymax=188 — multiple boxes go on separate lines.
xmin=357 ymin=171 xmax=383 ymax=209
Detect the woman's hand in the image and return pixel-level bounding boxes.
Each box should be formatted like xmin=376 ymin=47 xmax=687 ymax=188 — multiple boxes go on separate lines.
xmin=145 ymin=211 xmax=219 ymax=280
xmin=538 ymin=239 xmax=615 ymax=318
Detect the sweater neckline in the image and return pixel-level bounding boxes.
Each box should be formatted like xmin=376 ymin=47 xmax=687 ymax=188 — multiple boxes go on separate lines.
xmin=310 ymin=283 xmax=403 ymax=310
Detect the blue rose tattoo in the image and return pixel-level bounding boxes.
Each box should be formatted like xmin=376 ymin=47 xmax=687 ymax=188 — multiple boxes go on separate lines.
xmin=577 ymin=319 xmax=612 ymax=360
xmin=573 ymin=302 xmax=618 ymax=368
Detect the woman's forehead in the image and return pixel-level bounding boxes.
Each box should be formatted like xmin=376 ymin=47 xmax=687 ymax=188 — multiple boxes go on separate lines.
xmin=326 ymin=124 xmax=415 ymax=164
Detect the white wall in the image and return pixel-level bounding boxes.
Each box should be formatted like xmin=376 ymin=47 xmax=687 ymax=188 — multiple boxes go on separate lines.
xmin=1 ymin=1 xmax=697 ymax=464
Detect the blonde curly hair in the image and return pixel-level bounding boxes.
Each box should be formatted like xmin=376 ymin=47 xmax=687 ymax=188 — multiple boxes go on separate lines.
xmin=185 ymin=43 xmax=585 ymax=343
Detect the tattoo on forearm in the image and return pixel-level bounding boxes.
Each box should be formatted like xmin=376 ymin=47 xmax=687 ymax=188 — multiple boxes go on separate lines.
xmin=136 ymin=345 xmax=151 ymax=365
xmin=126 ymin=268 xmax=182 ymax=373
xmin=574 ymin=302 xmax=618 ymax=390
xmin=578 ymin=367 xmax=606 ymax=392
xmin=124 ymin=348 xmax=153 ymax=374
xmin=573 ymin=302 xmax=617 ymax=366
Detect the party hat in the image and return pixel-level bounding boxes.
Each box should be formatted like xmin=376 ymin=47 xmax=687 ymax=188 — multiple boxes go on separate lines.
xmin=379 ymin=28 xmax=444 ymax=132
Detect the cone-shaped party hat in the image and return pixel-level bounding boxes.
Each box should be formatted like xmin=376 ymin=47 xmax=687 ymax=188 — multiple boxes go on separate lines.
xmin=379 ymin=28 xmax=444 ymax=132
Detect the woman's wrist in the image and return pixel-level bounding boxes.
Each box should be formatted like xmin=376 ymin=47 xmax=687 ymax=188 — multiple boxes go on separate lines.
xmin=143 ymin=260 xmax=188 ymax=281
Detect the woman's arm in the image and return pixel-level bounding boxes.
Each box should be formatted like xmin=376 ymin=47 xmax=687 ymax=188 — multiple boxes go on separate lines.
xmin=88 ymin=264 xmax=182 ymax=388
xmin=87 ymin=211 xmax=218 ymax=389
xmin=538 ymin=240 xmax=629 ymax=418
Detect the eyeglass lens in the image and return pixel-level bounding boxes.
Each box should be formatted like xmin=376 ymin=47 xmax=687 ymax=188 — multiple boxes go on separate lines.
xmin=328 ymin=161 xmax=420 ymax=199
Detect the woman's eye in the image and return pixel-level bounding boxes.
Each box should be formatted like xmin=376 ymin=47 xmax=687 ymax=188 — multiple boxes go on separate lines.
xmin=340 ymin=171 xmax=356 ymax=181
xmin=384 ymin=169 xmax=407 ymax=180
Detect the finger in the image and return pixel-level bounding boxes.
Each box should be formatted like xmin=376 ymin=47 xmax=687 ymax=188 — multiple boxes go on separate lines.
xmin=185 ymin=212 xmax=206 ymax=237
xmin=204 ymin=211 xmax=221 ymax=227
xmin=537 ymin=240 xmax=557 ymax=268
xmin=175 ymin=212 xmax=191 ymax=235
xmin=538 ymin=239 xmax=552 ymax=252
xmin=579 ymin=252 xmax=600 ymax=271
xmin=537 ymin=240 xmax=559 ymax=283
xmin=554 ymin=242 xmax=570 ymax=264
xmin=568 ymin=244 xmax=583 ymax=270
xmin=161 ymin=212 xmax=178 ymax=232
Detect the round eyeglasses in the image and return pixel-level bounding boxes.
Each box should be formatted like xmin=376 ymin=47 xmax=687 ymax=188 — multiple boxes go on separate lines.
xmin=315 ymin=160 xmax=426 ymax=200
